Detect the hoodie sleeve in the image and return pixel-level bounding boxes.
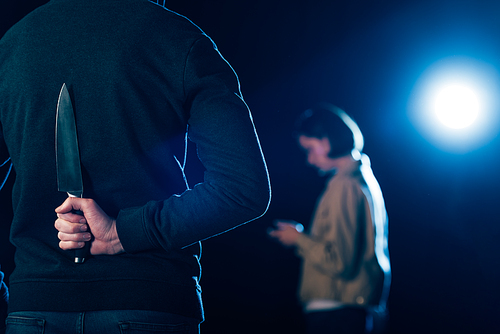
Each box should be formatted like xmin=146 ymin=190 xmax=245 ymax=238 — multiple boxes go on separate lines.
xmin=116 ymin=35 xmax=271 ymax=253
xmin=0 ymin=267 xmax=8 ymax=332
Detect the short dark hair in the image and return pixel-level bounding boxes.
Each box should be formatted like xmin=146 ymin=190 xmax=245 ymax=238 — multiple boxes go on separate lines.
xmin=295 ymin=103 xmax=364 ymax=158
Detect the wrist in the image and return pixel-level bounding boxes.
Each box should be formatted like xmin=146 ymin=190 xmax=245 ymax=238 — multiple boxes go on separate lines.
xmin=110 ymin=219 xmax=125 ymax=254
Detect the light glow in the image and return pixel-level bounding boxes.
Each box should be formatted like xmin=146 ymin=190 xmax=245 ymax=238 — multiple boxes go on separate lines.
xmin=408 ymin=56 xmax=500 ymax=153
xmin=434 ymin=84 xmax=479 ymax=129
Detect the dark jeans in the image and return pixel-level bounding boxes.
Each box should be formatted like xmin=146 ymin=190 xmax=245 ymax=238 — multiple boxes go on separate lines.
xmin=305 ymin=307 xmax=368 ymax=334
xmin=5 ymin=310 xmax=200 ymax=334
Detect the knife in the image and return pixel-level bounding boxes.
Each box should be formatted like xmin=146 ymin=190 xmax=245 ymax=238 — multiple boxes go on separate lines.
xmin=55 ymin=83 xmax=90 ymax=263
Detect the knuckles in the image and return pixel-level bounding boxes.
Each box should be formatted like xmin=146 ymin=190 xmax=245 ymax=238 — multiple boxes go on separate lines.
xmin=54 ymin=218 xmax=86 ymax=233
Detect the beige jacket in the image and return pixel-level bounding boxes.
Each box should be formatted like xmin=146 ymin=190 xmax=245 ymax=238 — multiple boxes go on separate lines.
xmin=296 ymin=155 xmax=391 ymax=309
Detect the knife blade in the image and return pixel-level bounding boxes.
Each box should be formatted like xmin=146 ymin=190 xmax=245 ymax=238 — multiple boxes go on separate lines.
xmin=55 ymin=83 xmax=90 ymax=263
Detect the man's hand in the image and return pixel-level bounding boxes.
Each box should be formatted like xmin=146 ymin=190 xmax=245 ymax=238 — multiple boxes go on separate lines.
xmin=55 ymin=197 xmax=124 ymax=256
xmin=268 ymin=220 xmax=303 ymax=247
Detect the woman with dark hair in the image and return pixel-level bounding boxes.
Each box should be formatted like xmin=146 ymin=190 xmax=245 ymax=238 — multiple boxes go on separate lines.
xmin=269 ymin=103 xmax=391 ymax=334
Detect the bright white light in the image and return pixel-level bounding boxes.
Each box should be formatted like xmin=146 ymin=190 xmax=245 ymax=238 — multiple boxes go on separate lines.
xmin=434 ymin=84 xmax=479 ymax=129
xmin=408 ymin=56 xmax=500 ymax=153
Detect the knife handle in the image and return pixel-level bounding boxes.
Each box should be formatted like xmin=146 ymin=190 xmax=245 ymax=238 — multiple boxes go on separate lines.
xmin=73 ymin=209 xmax=90 ymax=264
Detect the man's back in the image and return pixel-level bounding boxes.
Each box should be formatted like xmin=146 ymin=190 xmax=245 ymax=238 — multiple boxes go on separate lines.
xmin=0 ymin=0 xmax=270 ymax=321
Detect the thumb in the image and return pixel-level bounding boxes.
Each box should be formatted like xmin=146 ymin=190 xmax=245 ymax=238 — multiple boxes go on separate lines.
xmin=276 ymin=221 xmax=295 ymax=229
xmin=55 ymin=197 xmax=82 ymax=214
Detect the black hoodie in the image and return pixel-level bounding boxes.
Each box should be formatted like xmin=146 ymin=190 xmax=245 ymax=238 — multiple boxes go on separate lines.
xmin=0 ymin=0 xmax=270 ymax=321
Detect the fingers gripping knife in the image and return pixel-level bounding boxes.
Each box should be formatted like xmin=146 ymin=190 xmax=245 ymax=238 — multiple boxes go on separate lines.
xmin=55 ymin=83 xmax=90 ymax=263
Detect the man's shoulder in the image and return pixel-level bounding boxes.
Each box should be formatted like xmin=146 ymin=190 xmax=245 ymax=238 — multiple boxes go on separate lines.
xmin=143 ymin=1 xmax=205 ymax=34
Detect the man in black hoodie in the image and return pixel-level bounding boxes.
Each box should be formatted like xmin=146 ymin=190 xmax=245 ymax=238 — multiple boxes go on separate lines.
xmin=0 ymin=0 xmax=270 ymax=333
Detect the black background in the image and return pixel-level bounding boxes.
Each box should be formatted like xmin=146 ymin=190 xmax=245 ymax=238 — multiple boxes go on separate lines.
xmin=2 ymin=1 xmax=500 ymax=333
